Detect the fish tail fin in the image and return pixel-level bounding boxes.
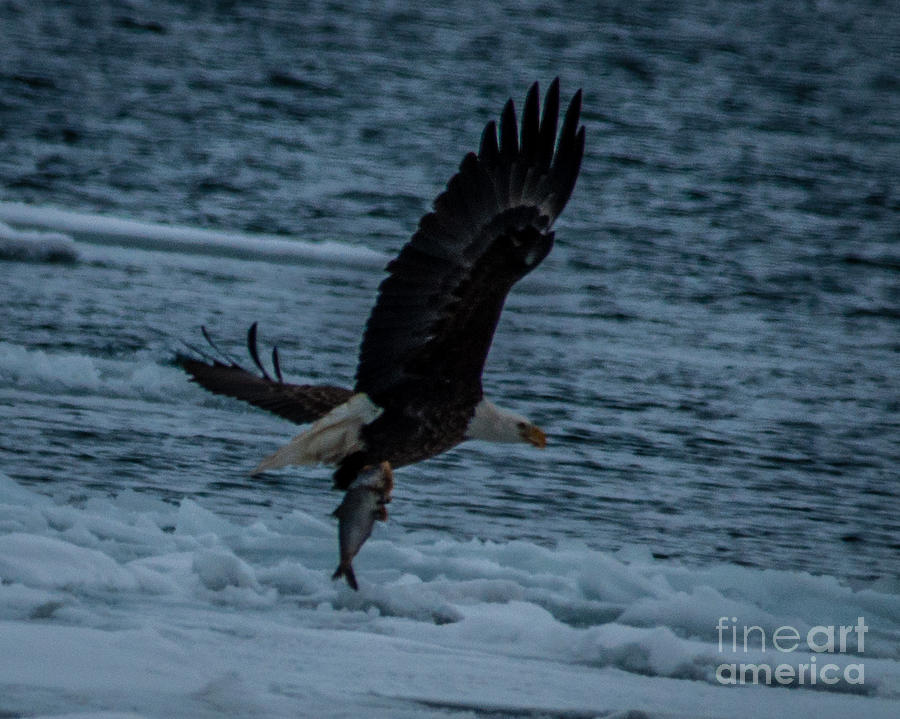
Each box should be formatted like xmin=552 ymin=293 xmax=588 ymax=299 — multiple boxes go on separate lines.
xmin=332 ymin=562 xmax=358 ymax=591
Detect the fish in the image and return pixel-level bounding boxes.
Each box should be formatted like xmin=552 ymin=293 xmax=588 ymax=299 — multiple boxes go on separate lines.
xmin=331 ymin=461 xmax=393 ymax=590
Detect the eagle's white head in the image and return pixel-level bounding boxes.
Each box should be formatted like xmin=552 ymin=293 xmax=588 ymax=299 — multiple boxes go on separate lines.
xmin=465 ymin=399 xmax=547 ymax=448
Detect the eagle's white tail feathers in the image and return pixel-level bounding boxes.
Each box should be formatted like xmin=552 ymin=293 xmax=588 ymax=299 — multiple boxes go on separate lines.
xmin=251 ymin=393 xmax=382 ymax=474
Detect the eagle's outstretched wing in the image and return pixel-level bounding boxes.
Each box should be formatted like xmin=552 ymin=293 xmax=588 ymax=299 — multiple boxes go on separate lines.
xmin=177 ymin=323 xmax=353 ymax=424
xmin=354 ymin=79 xmax=584 ymax=406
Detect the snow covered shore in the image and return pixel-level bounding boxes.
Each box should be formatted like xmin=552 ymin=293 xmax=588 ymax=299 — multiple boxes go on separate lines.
xmin=1 ymin=472 xmax=897 ymax=718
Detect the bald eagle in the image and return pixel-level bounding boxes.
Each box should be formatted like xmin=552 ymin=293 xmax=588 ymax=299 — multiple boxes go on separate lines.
xmin=178 ymin=79 xmax=584 ymax=586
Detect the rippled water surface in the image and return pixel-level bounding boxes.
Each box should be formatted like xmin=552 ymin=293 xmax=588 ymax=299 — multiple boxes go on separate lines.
xmin=2 ymin=0 xmax=898 ymax=583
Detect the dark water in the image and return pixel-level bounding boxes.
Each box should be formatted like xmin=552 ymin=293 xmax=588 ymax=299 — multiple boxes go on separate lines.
xmin=1 ymin=0 xmax=898 ymax=582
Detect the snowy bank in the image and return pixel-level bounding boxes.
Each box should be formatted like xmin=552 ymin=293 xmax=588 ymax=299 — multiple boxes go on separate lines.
xmin=0 ymin=201 xmax=387 ymax=267
xmin=0 ymin=220 xmax=78 ymax=263
xmin=0 ymin=471 xmax=897 ymax=718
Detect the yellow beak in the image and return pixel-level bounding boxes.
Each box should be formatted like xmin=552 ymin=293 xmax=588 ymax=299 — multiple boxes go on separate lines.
xmin=524 ymin=424 xmax=547 ymax=449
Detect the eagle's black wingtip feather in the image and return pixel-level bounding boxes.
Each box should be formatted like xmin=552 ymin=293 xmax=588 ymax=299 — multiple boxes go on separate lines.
xmin=520 ymin=81 xmax=541 ymax=163
xmin=479 ymin=120 xmax=499 ymax=165
xmin=272 ymin=345 xmax=284 ymax=383
xmin=246 ymin=322 xmax=272 ymax=380
xmin=177 ymin=337 xmax=220 ymax=367
xmin=199 ymin=325 xmax=243 ymax=367
xmin=499 ymin=98 xmax=519 ymax=159
xmin=537 ymin=79 xmax=560 ymax=168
